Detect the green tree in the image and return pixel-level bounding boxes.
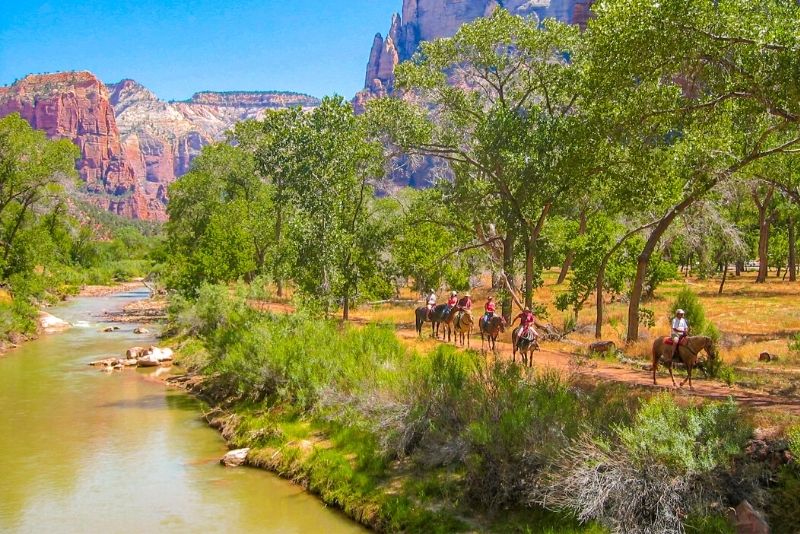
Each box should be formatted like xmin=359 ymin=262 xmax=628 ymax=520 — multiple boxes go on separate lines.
xmin=371 ymin=10 xmax=599 ymax=314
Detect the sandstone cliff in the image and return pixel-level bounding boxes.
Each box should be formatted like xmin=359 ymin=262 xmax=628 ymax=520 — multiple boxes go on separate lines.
xmin=0 ymin=72 xmax=163 ymax=220
xmin=361 ymin=0 xmax=596 ymax=105
xmin=108 ymin=80 xmax=320 ymax=208
xmin=358 ymin=0 xmax=596 ymax=185
xmin=0 ymin=72 xmax=321 ymax=220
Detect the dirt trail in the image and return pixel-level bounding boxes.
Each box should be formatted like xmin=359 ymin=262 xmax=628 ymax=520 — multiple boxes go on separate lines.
xmin=253 ymin=301 xmax=800 ymax=415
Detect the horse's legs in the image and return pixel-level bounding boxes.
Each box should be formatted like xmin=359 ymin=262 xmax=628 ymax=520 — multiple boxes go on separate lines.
xmin=668 ymin=361 xmax=677 ymax=387
xmin=467 ymin=328 xmax=471 ymax=349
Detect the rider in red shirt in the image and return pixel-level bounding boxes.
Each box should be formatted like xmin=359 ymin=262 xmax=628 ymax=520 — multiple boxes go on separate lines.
xmin=482 ymin=296 xmax=496 ymax=326
xmin=445 ymin=291 xmax=458 ymax=314
xmin=511 ymin=307 xmax=537 ymax=344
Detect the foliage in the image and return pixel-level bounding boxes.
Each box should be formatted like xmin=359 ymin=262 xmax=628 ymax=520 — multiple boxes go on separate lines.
xmin=671 ymin=287 xmax=720 ymax=344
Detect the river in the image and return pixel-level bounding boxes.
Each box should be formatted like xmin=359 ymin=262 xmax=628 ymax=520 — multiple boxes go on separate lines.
xmin=0 ymin=289 xmax=365 ymax=533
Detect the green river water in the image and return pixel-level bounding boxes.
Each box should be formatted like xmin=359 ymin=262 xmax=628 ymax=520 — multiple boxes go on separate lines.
xmin=0 ymin=289 xmax=365 ymax=533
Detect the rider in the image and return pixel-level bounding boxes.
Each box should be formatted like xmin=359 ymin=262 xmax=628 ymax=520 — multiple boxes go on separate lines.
xmin=669 ymin=308 xmax=689 ymax=360
xmin=425 ymin=289 xmax=437 ymax=320
xmin=445 ymin=291 xmax=458 ymax=315
xmin=511 ymin=307 xmax=538 ymax=347
xmin=483 ymin=296 xmax=496 ymax=325
xmin=457 ymin=292 xmax=473 ymax=312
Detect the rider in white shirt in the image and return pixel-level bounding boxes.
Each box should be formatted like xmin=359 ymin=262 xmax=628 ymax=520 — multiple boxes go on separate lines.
xmin=426 ymin=289 xmax=437 ymax=319
xmin=670 ymin=309 xmax=689 ymax=360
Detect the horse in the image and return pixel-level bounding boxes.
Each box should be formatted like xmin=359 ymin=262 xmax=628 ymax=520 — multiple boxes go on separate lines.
xmin=651 ymin=335 xmax=716 ymax=390
xmin=511 ymin=326 xmax=540 ymax=367
xmin=479 ymin=315 xmax=506 ymax=352
xmin=452 ymin=310 xmax=474 ymax=348
xmin=414 ymin=304 xmax=451 ymax=338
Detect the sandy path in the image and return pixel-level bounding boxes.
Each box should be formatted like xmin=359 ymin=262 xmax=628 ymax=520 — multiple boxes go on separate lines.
xmin=253 ymin=301 xmax=800 ymax=414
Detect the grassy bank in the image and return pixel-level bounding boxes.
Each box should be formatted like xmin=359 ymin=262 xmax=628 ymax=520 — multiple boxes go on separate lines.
xmin=166 ymin=284 xmax=800 ymax=533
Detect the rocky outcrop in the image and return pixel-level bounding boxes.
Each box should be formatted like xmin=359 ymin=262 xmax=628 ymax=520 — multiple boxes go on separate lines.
xmin=38 ymin=312 xmax=70 ymax=334
xmin=0 ymin=72 xmax=161 ymax=219
xmin=362 ymin=0 xmax=597 ymax=101
xmin=0 ymin=72 xmax=320 ymax=221
xmin=108 ymin=80 xmax=320 ymax=204
xmin=358 ymin=0 xmax=597 ymax=186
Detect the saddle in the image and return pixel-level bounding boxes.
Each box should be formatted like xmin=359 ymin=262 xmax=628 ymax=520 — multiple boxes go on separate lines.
xmin=518 ymin=327 xmax=536 ymax=341
xmin=664 ymin=336 xmax=688 ymax=346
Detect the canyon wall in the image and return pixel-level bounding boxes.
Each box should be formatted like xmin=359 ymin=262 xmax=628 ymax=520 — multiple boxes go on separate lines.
xmin=0 ymin=72 xmax=320 ymax=220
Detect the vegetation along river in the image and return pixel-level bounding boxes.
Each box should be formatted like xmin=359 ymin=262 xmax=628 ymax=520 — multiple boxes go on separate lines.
xmin=0 ymin=289 xmax=365 ymax=533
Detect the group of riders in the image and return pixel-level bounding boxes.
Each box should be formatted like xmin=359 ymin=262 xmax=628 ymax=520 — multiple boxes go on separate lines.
xmin=425 ymin=289 xmax=539 ymax=346
xmin=424 ymin=288 xmax=692 ymax=355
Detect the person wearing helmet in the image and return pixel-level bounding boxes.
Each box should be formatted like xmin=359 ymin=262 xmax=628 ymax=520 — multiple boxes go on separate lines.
xmin=670 ymin=308 xmax=689 ymax=360
xmin=445 ymin=291 xmax=458 ymax=315
xmin=425 ymin=289 xmax=437 ymax=320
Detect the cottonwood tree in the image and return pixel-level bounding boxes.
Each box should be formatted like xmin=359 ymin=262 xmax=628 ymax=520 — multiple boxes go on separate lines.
xmin=0 ymin=113 xmax=77 ymax=279
xmin=166 ymin=144 xmax=272 ymax=293
xmin=370 ymin=10 xmax=599 ymax=313
xmin=585 ymin=0 xmax=800 ymax=341
xmin=283 ymin=97 xmax=393 ymax=319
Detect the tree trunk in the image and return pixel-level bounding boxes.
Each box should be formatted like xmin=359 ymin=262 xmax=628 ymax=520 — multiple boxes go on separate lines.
xmin=753 ymin=185 xmax=774 ymax=284
xmin=789 ymin=215 xmax=797 ymax=282
xmin=719 ymin=263 xmax=728 ymax=295
xmin=502 ymin=232 xmax=515 ymax=321
xmin=735 ymin=260 xmax=743 ymax=275
xmin=595 ymin=219 xmax=660 ymax=339
xmin=557 ymin=210 xmax=586 ymax=285
xmin=275 ymin=205 xmax=284 ymax=298
xmin=524 ymin=236 xmax=534 ymax=309
xmin=342 ymin=292 xmax=350 ymax=321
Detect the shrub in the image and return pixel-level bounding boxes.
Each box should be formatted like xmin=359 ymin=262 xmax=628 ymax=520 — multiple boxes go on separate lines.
xmin=671 ymin=287 xmax=719 ymax=343
xmin=538 ymin=395 xmax=750 ymax=533
xmin=788 ymin=333 xmax=800 ymax=354
xmin=788 ymin=424 xmax=800 ymax=460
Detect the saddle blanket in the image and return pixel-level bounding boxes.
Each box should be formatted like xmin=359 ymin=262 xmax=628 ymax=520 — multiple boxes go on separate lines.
xmin=664 ymin=336 xmax=688 ymax=346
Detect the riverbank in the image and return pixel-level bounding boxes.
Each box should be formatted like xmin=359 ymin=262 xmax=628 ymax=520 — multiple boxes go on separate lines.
xmin=162 ymin=287 xmax=800 ymax=533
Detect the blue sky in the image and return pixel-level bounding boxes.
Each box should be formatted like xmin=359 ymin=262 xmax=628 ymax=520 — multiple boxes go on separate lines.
xmin=0 ymin=1 xmax=400 ymax=100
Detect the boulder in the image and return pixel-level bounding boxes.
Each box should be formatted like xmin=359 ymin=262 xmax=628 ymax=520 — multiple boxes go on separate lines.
xmin=102 ymin=327 xmax=115 ymax=333
xmin=220 ymin=448 xmax=250 ymax=467
xmin=758 ymin=352 xmax=777 ymax=362
xmin=732 ymin=500 xmax=770 ymax=534
xmin=133 ymin=327 xmax=150 ymax=334
xmin=122 ymin=358 xmax=138 ymax=367
xmin=146 ymin=346 xmax=174 ymax=362
xmin=38 ymin=312 xmax=70 ymax=334
xmin=89 ymin=358 xmax=120 ymax=367
xmin=136 ymin=356 xmax=160 ymax=368
xmin=126 ymin=346 xmax=145 ymax=359
xmin=589 ymin=340 xmax=616 ymax=354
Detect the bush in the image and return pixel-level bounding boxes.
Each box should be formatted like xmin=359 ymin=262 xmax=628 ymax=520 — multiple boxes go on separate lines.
xmin=671 ymin=287 xmax=719 ymax=343
xmin=538 ymin=395 xmax=750 ymax=533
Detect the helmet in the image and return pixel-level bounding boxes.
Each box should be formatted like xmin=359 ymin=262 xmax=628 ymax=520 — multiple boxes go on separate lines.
xmin=676 ymin=309 xmax=685 ymax=315
xmin=524 ymin=307 xmax=531 ymax=312
xmin=465 ymin=292 xmax=471 ymax=297
xmin=429 ymin=289 xmax=435 ymax=293
xmin=487 ymin=296 xmax=494 ymax=300
xmin=451 ymin=291 xmax=457 ymax=296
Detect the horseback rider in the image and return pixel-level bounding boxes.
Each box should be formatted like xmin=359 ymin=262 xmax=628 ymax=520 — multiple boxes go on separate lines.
xmin=669 ymin=308 xmax=689 ymax=360
xmin=511 ymin=307 xmax=538 ymax=347
xmin=482 ymin=296 xmax=496 ymax=325
xmin=457 ymin=292 xmax=473 ymax=312
xmin=445 ymin=291 xmax=458 ymax=315
xmin=425 ymin=289 xmax=437 ymax=320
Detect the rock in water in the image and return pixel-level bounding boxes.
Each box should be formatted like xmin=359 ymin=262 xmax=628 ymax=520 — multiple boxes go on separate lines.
xmin=126 ymin=346 xmax=145 ymax=359
xmin=38 ymin=312 xmax=71 ymax=334
xmin=221 ymin=448 xmax=250 ymax=467
xmin=133 ymin=327 xmax=150 ymax=334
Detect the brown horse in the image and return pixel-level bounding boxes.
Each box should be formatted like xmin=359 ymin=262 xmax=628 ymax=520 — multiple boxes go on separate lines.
xmin=479 ymin=315 xmax=506 ymax=352
xmin=452 ymin=310 xmax=474 ymax=348
xmin=511 ymin=326 xmax=540 ymax=367
xmin=415 ymin=304 xmax=450 ymax=338
xmin=652 ymin=335 xmax=716 ymax=390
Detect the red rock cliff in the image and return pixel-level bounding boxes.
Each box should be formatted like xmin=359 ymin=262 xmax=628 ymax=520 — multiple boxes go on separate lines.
xmin=0 ymin=72 xmax=164 ymax=220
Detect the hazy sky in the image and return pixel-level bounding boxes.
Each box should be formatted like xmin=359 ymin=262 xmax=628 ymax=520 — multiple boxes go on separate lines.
xmin=0 ymin=0 xmax=400 ymax=100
